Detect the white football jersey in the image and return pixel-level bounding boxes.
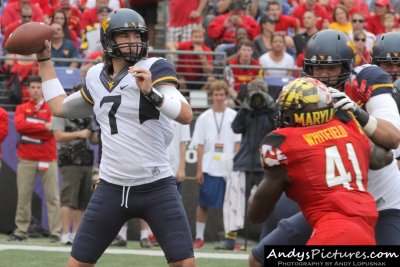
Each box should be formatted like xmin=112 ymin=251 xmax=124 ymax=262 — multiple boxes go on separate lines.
xmin=354 ymin=64 xmax=400 ymax=211
xmin=81 ymin=57 xmax=178 ymax=186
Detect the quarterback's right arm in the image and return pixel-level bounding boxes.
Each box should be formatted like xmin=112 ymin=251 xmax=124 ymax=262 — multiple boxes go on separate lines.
xmin=37 ymin=41 xmax=66 ymax=117
xmin=37 ymin=40 xmax=92 ymax=119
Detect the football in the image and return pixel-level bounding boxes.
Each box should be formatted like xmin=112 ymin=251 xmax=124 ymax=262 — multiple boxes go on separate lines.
xmin=4 ymin=22 xmax=55 ymax=55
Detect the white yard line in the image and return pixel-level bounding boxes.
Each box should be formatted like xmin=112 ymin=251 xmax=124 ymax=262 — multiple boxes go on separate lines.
xmin=0 ymin=244 xmax=248 ymax=260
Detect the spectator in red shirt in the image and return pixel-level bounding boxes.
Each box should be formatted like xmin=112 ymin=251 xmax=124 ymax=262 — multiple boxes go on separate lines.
xmin=166 ymin=0 xmax=207 ymax=48
xmin=171 ymin=26 xmax=213 ymax=90
xmin=382 ymin=13 xmax=400 ymax=34
xmin=265 ymin=1 xmax=300 ymax=36
xmin=291 ymin=0 xmax=329 ymax=30
xmin=367 ymin=0 xmax=395 ymax=35
xmin=6 ymin=0 xmax=53 ymax=22
xmin=0 ymin=107 xmax=8 ymax=166
xmin=0 ymin=53 xmax=39 ymax=103
xmin=227 ymin=39 xmax=262 ymax=95
xmin=293 ymin=11 xmax=318 ymax=67
xmin=8 ymin=75 xmax=61 ymax=243
xmin=2 ymin=5 xmax=33 ymax=46
xmin=208 ymin=0 xmax=260 ymax=46
xmin=1 ymin=0 xmax=44 ymax=32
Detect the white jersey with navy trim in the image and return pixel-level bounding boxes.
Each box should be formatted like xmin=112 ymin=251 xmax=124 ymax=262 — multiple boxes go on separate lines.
xmin=354 ymin=65 xmax=400 ymax=211
xmin=81 ymin=57 xmax=178 ymax=186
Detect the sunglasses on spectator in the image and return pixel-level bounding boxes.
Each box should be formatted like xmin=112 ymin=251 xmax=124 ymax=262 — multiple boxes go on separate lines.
xmin=21 ymin=15 xmax=32 ymax=18
xmin=352 ymin=19 xmax=364 ymax=23
xmin=354 ymin=38 xmax=366 ymax=42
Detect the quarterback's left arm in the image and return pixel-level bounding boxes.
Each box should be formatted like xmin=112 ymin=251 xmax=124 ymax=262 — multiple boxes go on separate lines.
xmin=129 ymin=63 xmax=192 ymax=125
xmin=157 ymin=84 xmax=193 ymax=125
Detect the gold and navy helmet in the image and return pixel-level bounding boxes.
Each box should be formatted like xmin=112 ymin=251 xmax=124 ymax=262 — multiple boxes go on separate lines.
xmin=304 ymin=29 xmax=355 ymax=88
xmin=371 ymin=32 xmax=400 ymax=80
xmin=100 ymin=8 xmax=148 ymax=63
xmin=274 ymin=77 xmax=334 ymax=128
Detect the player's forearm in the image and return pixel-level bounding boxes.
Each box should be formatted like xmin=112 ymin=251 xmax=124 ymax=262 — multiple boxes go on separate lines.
xmin=369 ymin=118 xmax=400 ymax=150
xmin=53 ymin=130 xmax=84 ymax=142
xmin=369 ymin=142 xmax=394 ymax=170
xmin=39 ymin=60 xmax=68 ymax=116
xmin=175 ymin=102 xmax=193 ymax=125
xmin=38 ymin=60 xmax=57 ymax=82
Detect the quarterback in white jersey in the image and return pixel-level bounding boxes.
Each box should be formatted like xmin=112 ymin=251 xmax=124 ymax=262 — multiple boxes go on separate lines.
xmin=36 ymin=8 xmax=195 ymax=267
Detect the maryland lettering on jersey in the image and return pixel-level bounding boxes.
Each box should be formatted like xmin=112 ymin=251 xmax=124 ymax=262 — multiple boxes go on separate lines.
xmin=293 ymin=108 xmax=334 ymax=127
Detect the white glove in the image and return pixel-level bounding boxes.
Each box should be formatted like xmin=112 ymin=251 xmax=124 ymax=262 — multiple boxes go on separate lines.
xmin=328 ymin=87 xmax=357 ymax=112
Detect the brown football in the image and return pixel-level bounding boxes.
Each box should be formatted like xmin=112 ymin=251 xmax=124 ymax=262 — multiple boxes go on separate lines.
xmin=4 ymin=22 xmax=55 ymax=55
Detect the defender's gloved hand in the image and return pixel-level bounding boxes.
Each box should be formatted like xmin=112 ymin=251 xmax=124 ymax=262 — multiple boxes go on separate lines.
xmin=344 ymin=78 xmax=372 ymax=108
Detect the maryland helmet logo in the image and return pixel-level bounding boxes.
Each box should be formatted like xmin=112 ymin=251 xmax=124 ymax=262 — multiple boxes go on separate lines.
xmin=276 ymin=77 xmax=334 ymax=128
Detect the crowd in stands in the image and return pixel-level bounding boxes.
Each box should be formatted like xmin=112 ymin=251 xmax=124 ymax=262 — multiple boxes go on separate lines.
xmin=0 ymin=0 xmax=399 ymax=108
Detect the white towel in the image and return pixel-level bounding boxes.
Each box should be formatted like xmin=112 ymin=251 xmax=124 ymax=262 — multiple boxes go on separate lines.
xmin=223 ymin=171 xmax=246 ymax=233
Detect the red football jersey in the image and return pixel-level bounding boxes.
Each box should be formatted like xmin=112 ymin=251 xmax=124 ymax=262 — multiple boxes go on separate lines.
xmin=260 ymin=113 xmax=377 ymax=228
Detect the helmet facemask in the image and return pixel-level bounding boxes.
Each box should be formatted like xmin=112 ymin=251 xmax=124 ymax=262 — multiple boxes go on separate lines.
xmin=303 ymin=59 xmax=351 ymax=89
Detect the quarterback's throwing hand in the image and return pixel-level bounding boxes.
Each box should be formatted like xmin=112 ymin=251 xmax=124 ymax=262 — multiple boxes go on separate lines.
xmin=129 ymin=66 xmax=152 ymax=95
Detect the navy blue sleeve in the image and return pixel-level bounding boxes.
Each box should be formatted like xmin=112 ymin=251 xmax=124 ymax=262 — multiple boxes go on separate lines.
xmin=355 ymin=65 xmax=393 ymax=97
xmin=149 ymin=58 xmax=179 ymax=88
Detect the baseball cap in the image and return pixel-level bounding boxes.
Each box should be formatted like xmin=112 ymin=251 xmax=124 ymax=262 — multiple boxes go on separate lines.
xmin=375 ymin=0 xmax=390 ymax=6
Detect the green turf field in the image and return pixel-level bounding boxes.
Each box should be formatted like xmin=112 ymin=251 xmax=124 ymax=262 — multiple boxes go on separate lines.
xmin=0 ymin=234 xmax=251 ymax=267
